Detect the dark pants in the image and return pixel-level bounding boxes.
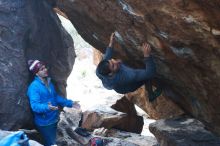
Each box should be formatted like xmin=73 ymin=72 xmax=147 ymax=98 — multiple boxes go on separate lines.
xmin=36 ymin=122 xmax=57 ymax=146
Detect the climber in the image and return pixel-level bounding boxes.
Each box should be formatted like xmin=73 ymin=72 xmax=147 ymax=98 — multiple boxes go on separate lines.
xmin=27 ymin=60 xmax=80 ymax=146
xmin=96 ymin=32 xmax=162 ymax=102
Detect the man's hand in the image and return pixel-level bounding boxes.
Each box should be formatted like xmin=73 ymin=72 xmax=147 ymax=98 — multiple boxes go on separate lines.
xmin=142 ymin=42 xmax=151 ymax=57
xmin=108 ymin=32 xmax=115 ymax=48
xmin=48 ymin=102 xmax=58 ymax=111
xmin=72 ymin=101 xmax=81 ymax=109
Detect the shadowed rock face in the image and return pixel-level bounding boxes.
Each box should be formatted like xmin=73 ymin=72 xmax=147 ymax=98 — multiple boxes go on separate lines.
xmin=57 ymin=0 xmax=220 ymax=135
xmin=149 ymin=116 xmax=220 ymax=146
xmin=0 ymin=0 xmax=75 ymax=130
xmin=111 ymin=96 xmax=144 ymax=134
xmin=126 ymin=86 xmax=184 ymax=120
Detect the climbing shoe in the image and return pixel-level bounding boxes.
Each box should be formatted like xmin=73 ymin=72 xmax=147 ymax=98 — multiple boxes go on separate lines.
xmin=148 ymin=86 xmax=162 ymax=102
xmin=145 ymin=80 xmax=162 ymax=102
xmin=74 ymin=127 xmax=91 ymax=137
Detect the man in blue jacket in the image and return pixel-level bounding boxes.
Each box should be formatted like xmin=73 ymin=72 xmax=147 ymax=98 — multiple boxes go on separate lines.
xmin=27 ymin=60 xmax=80 ymax=146
xmin=96 ymin=32 xmax=161 ymax=102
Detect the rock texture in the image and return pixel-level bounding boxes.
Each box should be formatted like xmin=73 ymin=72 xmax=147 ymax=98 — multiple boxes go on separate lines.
xmin=111 ymin=96 xmax=144 ymax=134
xmin=149 ymin=116 xmax=220 ymax=146
xmin=81 ymin=105 xmax=127 ymax=130
xmin=57 ymin=0 xmax=220 ymax=135
xmin=93 ymin=128 xmax=158 ymax=146
xmin=57 ymin=108 xmax=82 ymax=146
xmin=126 ymin=86 xmax=184 ymax=119
xmin=0 ymin=0 xmax=75 ymax=130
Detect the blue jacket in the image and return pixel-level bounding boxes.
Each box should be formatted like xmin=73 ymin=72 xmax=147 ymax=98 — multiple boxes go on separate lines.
xmin=27 ymin=76 xmax=73 ymax=126
xmin=96 ymin=47 xmax=156 ymax=94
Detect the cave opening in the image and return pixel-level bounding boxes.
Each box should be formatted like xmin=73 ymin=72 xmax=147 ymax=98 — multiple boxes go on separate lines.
xmin=58 ymin=14 xmax=155 ymax=137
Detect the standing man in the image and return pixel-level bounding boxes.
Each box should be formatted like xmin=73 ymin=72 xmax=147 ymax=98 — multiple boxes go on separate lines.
xmin=27 ymin=60 xmax=80 ymax=146
xmin=96 ymin=32 xmax=161 ymax=102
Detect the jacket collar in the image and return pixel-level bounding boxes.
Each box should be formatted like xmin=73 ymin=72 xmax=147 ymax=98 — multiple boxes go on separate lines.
xmin=35 ymin=76 xmax=51 ymax=85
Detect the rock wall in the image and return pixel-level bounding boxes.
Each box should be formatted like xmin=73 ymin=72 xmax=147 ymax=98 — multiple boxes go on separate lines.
xmin=149 ymin=116 xmax=220 ymax=146
xmin=57 ymin=0 xmax=220 ymax=135
xmin=126 ymin=87 xmax=184 ymax=119
xmin=0 ymin=0 xmax=75 ymax=130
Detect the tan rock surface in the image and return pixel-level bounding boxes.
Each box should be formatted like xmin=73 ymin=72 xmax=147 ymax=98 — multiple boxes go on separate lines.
xmin=81 ymin=105 xmax=127 ymax=130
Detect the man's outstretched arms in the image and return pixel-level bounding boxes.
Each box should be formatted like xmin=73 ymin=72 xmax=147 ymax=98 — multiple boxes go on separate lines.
xmin=103 ymin=32 xmax=116 ymax=60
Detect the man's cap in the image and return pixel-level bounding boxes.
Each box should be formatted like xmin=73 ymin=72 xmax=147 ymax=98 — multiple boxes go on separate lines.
xmin=97 ymin=60 xmax=111 ymax=76
xmin=28 ymin=60 xmax=45 ymax=74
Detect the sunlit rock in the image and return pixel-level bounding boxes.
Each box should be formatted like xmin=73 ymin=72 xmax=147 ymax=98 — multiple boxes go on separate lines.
xmin=81 ymin=105 xmax=127 ymax=130
xmin=126 ymin=86 xmax=184 ymax=119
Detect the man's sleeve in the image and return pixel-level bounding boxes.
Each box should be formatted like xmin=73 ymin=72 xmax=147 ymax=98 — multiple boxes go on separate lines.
xmin=103 ymin=47 xmax=113 ymax=60
xmin=27 ymin=85 xmax=50 ymax=113
xmin=143 ymin=55 xmax=156 ymax=79
xmin=126 ymin=56 xmax=156 ymax=82
xmin=55 ymin=95 xmax=73 ymax=108
xmin=50 ymin=82 xmax=73 ymax=107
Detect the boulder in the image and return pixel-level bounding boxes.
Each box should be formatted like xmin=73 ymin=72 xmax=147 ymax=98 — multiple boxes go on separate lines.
xmin=126 ymin=86 xmax=184 ymax=119
xmin=57 ymin=108 xmax=82 ymax=145
xmin=81 ymin=105 xmax=127 ymax=130
xmin=149 ymin=116 xmax=220 ymax=146
xmin=0 ymin=0 xmax=75 ymax=130
xmin=57 ymin=0 xmax=220 ymax=135
xmin=93 ymin=128 xmax=158 ymax=146
xmin=111 ymin=96 xmax=144 ymax=134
